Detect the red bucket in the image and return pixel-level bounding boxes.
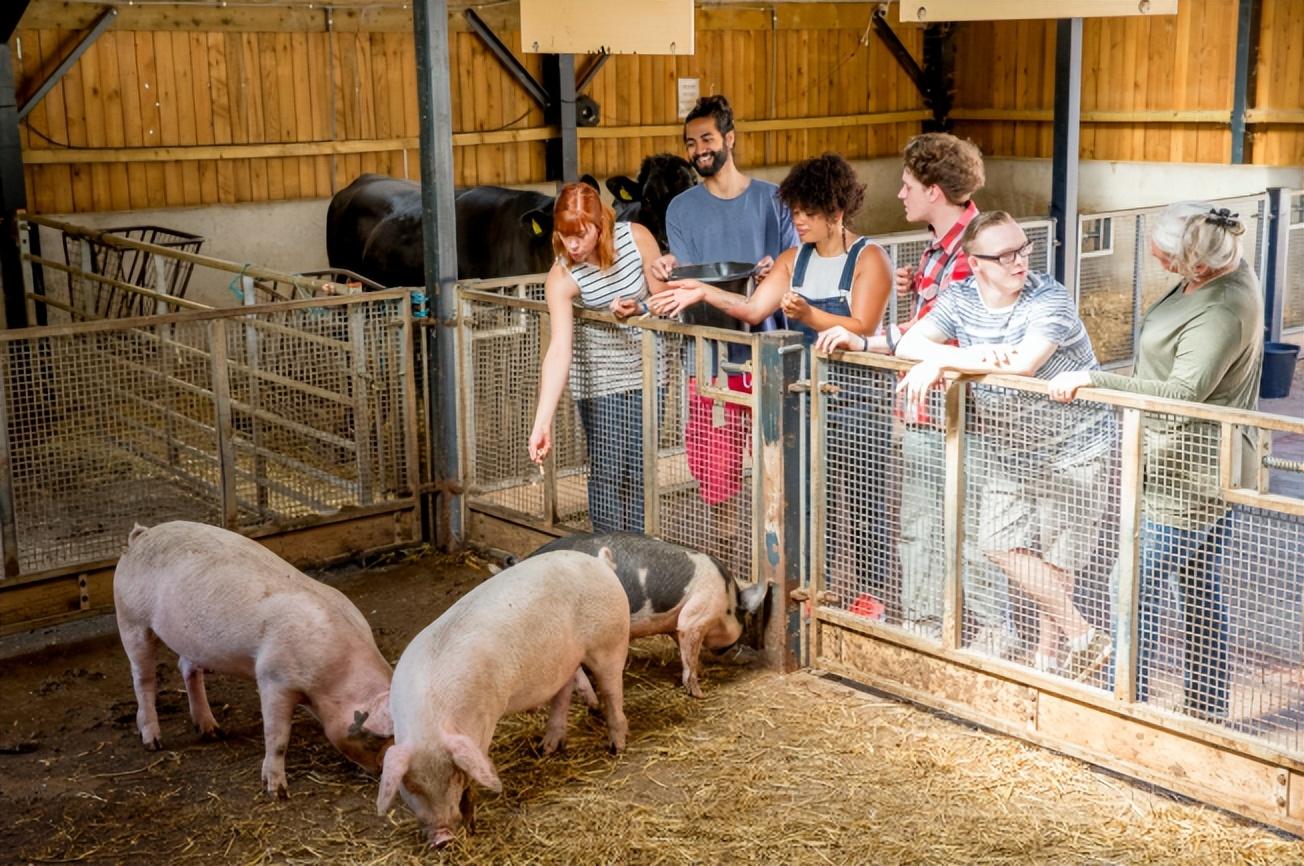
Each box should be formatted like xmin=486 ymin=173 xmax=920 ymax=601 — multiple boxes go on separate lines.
xmin=849 ymin=594 xmax=886 ymax=621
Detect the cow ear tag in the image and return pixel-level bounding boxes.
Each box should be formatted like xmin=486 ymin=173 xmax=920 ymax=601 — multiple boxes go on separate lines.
xmin=531 ymin=218 xmax=543 ymax=236
xmin=619 ymin=187 xmax=633 ymax=201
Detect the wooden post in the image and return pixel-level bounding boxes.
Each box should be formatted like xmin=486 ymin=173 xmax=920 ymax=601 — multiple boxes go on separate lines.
xmin=941 ymin=377 xmax=967 ymax=652
xmin=349 ymin=303 xmax=375 ymax=507
xmin=538 ymin=312 xmax=557 ymax=526
xmin=1113 ymin=407 xmax=1144 ymax=703
xmin=208 ymin=319 xmax=239 ymax=529
xmin=752 ymin=331 xmax=803 ymax=673
xmin=808 ymin=350 xmax=828 ymax=668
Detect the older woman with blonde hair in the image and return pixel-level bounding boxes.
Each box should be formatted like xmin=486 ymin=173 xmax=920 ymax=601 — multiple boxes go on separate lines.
xmin=527 ymin=182 xmax=666 ymax=532
xmin=1049 ymin=202 xmax=1264 ymax=720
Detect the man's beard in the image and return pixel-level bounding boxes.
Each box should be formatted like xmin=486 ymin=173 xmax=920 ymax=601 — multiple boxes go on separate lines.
xmin=693 ymin=147 xmax=728 ymax=178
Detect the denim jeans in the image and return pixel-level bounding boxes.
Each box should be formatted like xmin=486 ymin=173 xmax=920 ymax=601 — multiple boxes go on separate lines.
xmin=575 ymin=389 xmax=644 ymax=533
xmin=1134 ymin=514 xmax=1231 ymax=717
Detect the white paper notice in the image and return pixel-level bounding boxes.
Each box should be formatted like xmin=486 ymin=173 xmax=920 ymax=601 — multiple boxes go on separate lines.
xmin=677 ymin=78 xmax=700 ymax=120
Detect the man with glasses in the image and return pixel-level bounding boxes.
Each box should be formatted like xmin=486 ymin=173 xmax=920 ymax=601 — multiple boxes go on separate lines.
xmin=896 ymin=211 xmax=1116 ymax=680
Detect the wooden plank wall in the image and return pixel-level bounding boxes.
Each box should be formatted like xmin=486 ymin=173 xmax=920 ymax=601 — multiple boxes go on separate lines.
xmin=11 ymin=2 xmax=922 ymax=215
xmin=949 ymin=0 xmax=1304 ymax=167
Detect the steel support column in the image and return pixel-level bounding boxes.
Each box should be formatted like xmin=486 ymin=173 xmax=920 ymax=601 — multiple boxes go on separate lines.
xmin=413 ymin=0 xmax=462 ymax=549
xmin=544 ymin=54 xmax=578 ymax=182
xmin=1050 ymin=18 xmax=1082 ymax=297
xmin=1229 ymin=0 xmax=1259 ymax=165
xmin=0 ymin=44 xmax=27 ymax=330
xmin=1263 ymin=187 xmax=1289 ymax=342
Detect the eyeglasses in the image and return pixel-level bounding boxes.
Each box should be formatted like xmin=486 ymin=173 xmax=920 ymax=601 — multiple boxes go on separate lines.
xmin=970 ymin=241 xmax=1034 ymax=267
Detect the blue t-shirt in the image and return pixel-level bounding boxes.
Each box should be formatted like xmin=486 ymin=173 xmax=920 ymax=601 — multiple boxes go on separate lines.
xmin=665 ymin=180 xmax=798 ymax=268
xmin=665 ymin=180 xmax=797 ymax=359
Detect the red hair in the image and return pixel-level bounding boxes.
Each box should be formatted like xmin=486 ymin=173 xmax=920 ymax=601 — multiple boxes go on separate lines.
xmin=552 ymin=182 xmax=616 ymax=270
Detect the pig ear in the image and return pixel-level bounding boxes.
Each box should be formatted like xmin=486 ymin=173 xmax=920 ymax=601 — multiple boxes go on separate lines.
xmin=376 ymin=742 xmax=412 ymax=815
xmin=444 ymin=732 xmax=502 ymax=793
xmin=596 ymin=545 xmax=617 ymax=573
xmin=739 ymin=580 xmax=769 ymax=616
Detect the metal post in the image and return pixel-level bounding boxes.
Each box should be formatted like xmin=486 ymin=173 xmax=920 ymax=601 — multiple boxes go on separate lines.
xmin=0 ymin=343 xmax=19 ymax=577
xmin=640 ymin=328 xmax=659 ymax=536
xmin=413 ymin=0 xmax=462 ymax=549
xmin=1229 ymin=0 xmax=1258 ymax=165
xmin=1131 ymin=214 xmax=1145 ymax=361
xmin=1263 ymin=187 xmax=1289 ymax=342
xmin=1050 ymin=18 xmax=1083 ymax=297
xmin=752 ymin=332 xmax=803 ymax=673
xmin=1 ymin=44 xmax=28 ymax=330
xmin=544 ymin=54 xmax=579 ymax=183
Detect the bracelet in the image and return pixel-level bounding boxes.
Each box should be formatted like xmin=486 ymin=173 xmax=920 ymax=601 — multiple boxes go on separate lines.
xmin=885 ymin=324 xmax=898 ymax=354
xmin=859 ymin=334 xmax=869 ymax=352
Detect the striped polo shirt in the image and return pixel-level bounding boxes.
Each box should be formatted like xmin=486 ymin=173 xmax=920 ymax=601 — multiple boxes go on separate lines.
xmin=924 ymin=270 xmax=1115 ymax=465
xmin=567 ymin=221 xmax=648 ymax=399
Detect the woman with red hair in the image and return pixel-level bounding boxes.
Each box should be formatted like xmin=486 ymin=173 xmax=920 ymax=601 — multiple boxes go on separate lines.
xmin=527 ymin=182 xmax=666 ymax=532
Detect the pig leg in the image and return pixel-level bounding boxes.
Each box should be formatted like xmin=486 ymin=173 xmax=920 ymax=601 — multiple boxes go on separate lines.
xmin=257 ymin=684 xmax=299 ymax=798
xmin=573 ymin=668 xmax=600 ymax=710
xmin=120 ymin=624 xmax=163 ymax=750
xmin=585 ymin=648 xmax=628 ymax=754
xmin=675 ymin=627 xmax=706 ymax=698
xmin=540 ymin=677 xmax=576 ymax=755
xmin=178 ymin=657 xmax=222 ymax=738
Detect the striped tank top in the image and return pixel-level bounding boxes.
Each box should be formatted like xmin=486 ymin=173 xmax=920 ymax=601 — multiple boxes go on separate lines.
xmin=567 ymin=221 xmax=648 ymax=398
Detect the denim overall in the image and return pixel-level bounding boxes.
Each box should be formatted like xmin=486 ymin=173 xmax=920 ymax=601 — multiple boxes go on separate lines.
xmin=787 ymin=236 xmax=870 ymax=347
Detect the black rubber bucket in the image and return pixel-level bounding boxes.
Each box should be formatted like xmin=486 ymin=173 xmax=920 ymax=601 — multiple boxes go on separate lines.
xmin=668 ymin=261 xmax=758 ymax=330
xmin=1260 ymin=341 xmax=1300 ymax=399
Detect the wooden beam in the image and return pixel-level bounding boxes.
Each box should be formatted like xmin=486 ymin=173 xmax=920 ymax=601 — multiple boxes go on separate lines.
xmin=951 ymin=108 xmax=1231 ymax=124
xmin=900 ymin=0 xmax=1178 ymax=23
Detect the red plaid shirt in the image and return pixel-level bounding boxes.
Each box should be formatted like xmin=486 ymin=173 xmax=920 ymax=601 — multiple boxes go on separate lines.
xmin=900 ymin=200 xmax=979 ymax=335
xmin=895 ymin=201 xmax=979 ymax=424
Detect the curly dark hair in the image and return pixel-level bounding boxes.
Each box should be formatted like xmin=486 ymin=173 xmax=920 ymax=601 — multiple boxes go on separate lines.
xmin=684 ymin=94 xmax=735 ymax=136
xmin=902 ymin=133 xmax=985 ymax=205
xmin=778 ymin=153 xmax=865 ymax=220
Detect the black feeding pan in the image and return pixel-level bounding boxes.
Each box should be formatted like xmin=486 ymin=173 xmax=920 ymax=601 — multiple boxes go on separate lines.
xmin=667 ymin=261 xmax=759 ymax=330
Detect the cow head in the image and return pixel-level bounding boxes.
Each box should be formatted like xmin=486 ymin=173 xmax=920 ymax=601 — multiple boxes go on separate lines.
xmin=518 ymin=174 xmax=602 ymax=243
xmin=606 ymin=153 xmax=697 ymax=252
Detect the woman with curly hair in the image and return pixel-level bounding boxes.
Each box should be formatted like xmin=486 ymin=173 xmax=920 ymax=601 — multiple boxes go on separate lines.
xmin=650 ymin=152 xmax=891 ymax=347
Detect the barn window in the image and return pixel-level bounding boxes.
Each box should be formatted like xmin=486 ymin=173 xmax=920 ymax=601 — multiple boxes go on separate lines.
xmin=1289 ymin=195 xmax=1304 ymax=228
xmin=1079 ymin=216 xmax=1113 ymax=258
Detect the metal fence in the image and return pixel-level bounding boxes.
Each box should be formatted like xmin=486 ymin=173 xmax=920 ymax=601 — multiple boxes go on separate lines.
xmin=457 ymin=279 xmax=801 ymax=593
xmin=1285 ymin=189 xmax=1304 ymax=335
xmin=0 ymin=285 xmax=420 ymax=580
xmin=1076 ymin=193 xmax=1271 ymax=366
xmin=810 ymin=350 xmax=1304 ymax=829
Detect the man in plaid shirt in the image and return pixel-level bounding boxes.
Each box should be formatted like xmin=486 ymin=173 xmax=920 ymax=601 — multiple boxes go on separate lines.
xmin=889 ymin=134 xmax=1016 ymax=659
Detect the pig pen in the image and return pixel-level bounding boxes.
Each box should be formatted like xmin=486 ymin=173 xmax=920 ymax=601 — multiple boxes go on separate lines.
xmin=3 ymin=549 xmax=1303 ymax=866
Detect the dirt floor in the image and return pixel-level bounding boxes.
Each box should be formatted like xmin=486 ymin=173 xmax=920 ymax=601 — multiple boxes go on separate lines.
xmin=3 ymin=552 xmax=1304 ymax=866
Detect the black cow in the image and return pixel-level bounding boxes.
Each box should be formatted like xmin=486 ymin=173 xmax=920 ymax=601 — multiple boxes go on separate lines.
xmin=606 ymin=153 xmax=697 ymax=252
xmin=326 ymin=155 xmax=694 ymax=286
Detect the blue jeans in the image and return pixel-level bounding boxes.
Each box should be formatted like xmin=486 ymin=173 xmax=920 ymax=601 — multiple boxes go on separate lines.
xmin=575 ymin=390 xmax=644 ymax=533
xmin=1129 ymin=514 xmax=1231 ymax=717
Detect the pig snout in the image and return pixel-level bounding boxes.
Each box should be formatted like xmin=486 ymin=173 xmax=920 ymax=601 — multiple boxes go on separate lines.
xmin=428 ymin=828 xmax=457 ymax=849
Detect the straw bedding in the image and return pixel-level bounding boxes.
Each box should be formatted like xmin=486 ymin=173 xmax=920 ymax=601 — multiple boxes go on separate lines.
xmin=2 ymin=552 xmax=1301 ymax=865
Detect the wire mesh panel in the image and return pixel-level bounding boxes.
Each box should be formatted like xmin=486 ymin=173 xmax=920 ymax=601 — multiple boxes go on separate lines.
xmin=655 ymin=333 xmax=754 ymax=585
xmin=458 ymin=282 xmax=764 ymax=585
xmin=817 ymin=360 xmax=899 ymax=626
xmin=1285 ymin=191 xmax=1304 ymax=334
xmin=960 ymin=384 xmax=1120 ymax=681
xmin=0 ymin=293 xmax=416 ymax=576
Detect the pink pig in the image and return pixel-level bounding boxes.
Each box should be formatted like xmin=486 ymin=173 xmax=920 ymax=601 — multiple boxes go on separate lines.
xmin=377 ymin=548 xmax=629 ymax=848
xmin=113 ymin=521 xmax=394 ymax=797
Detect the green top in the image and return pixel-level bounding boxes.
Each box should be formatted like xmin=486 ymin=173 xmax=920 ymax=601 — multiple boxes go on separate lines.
xmin=1089 ymin=259 xmax=1263 ymax=529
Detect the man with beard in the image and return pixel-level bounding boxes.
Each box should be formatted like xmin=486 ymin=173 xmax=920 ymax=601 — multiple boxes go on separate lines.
xmin=648 ymin=94 xmax=797 ymax=546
